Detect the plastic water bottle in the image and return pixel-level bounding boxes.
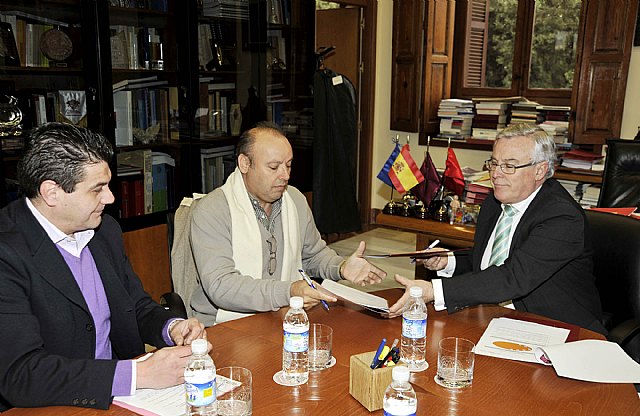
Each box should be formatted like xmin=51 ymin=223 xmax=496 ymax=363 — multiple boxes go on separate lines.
xmin=400 ymin=286 xmax=427 ymax=370
xmin=185 ymin=339 xmax=216 ymax=416
xmin=383 ymin=366 xmax=417 ymax=416
xmin=282 ymin=296 xmax=309 ymax=384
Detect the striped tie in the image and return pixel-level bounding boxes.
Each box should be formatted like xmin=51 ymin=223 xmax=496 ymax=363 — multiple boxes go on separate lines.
xmin=489 ymin=205 xmax=518 ymax=266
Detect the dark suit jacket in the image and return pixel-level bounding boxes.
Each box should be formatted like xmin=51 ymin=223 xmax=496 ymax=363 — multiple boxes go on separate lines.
xmin=442 ymin=179 xmax=606 ymax=334
xmin=0 ymin=199 xmax=176 ymax=411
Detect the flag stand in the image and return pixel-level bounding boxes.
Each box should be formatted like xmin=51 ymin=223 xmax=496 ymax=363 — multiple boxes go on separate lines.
xmin=382 ymin=135 xmax=402 ymax=215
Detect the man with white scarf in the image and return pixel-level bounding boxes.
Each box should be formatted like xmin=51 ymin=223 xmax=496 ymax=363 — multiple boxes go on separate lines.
xmin=190 ymin=122 xmax=386 ymax=326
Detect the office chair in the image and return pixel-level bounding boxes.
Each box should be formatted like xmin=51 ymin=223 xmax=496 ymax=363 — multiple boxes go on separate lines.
xmin=586 ymin=209 xmax=640 ymax=363
xmin=597 ymin=139 xmax=640 ymax=209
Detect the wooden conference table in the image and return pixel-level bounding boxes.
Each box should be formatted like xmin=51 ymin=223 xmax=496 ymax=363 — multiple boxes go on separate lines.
xmin=6 ymin=289 xmax=639 ymax=416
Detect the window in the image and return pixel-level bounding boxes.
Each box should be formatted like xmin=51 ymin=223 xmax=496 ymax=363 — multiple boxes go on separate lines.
xmin=455 ymin=0 xmax=582 ymax=103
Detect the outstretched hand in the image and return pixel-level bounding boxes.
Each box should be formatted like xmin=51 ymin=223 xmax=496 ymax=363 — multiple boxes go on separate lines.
xmin=385 ymin=275 xmax=433 ymax=318
xmin=341 ymin=241 xmax=387 ymax=286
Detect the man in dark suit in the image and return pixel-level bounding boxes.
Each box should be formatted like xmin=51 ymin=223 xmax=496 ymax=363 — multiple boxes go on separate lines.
xmin=0 ymin=123 xmax=207 ymax=411
xmin=388 ymin=124 xmax=605 ymax=334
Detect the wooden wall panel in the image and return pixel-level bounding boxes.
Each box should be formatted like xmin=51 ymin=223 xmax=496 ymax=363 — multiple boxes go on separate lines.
xmin=123 ymin=224 xmax=172 ymax=302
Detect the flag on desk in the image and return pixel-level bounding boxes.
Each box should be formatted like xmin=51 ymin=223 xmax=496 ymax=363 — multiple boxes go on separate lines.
xmin=412 ymin=152 xmax=441 ymax=206
xmin=388 ymin=144 xmax=424 ymax=193
xmin=443 ymin=147 xmax=465 ymax=196
xmin=376 ymin=143 xmax=401 ymax=187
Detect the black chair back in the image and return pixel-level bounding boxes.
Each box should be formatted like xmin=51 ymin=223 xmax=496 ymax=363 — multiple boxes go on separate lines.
xmin=586 ymin=210 xmax=640 ymax=361
xmin=597 ymin=139 xmax=640 ymax=208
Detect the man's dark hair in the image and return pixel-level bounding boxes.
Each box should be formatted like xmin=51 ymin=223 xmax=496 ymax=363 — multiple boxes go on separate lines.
xmin=235 ymin=121 xmax=285 ymax=162
xmin=17 ymin=122 xmax=114 ymax=198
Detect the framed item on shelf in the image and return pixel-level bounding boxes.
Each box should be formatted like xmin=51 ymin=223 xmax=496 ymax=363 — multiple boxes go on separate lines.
xmin=40 ymin=28 xmax=73 ymax=63
xmin=0 ymin=23 xmax=20 ymax=67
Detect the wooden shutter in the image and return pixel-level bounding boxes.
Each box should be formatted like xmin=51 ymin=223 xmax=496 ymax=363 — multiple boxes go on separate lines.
xmin=390 ymin=0 xmax=425 ymax=132
xmin=464 ymin=0 xmax=489 ymax=88
xmin=421 ymin=0 xmax=457 ymax=134
xmin=571 ymin=0 xmax=638 ymax=144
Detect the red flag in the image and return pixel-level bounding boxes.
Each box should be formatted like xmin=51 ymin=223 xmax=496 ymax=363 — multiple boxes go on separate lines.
xmin=412 ymin=153 xmax=440 ymax=206
xmin=443 ymin=147 xmax=465 ymax=196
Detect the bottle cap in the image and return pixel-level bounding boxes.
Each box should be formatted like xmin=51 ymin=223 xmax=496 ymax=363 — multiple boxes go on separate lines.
xmin=290 ymin=296 xmax=303 ymax=309
xmin=191 ymin=338 xmax=208 ymax=354
xmin=409 ymin=286 xmax=423 ymax=298
xmin=392 ymin=365 xmax=410 ymax=382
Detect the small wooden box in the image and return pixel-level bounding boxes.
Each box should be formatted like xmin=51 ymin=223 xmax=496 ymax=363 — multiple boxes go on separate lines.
xmin=349 ymin=351 xmax=394 ymax=412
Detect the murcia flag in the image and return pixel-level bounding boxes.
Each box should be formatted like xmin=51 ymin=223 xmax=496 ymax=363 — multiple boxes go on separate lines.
xmin=388 ymin=144 xmax=424 ymax=193
xmin=412 ymin=152 xmax=441 ymax=206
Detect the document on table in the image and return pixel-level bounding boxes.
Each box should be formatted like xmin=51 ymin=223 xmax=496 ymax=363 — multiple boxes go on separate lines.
xmin=477 ymin=317 xmax=640 ymax=383
xmin=534 ymin=339 xmax=640 ymax=383
xmin=475 ymin=317 xmax=570 ymax=363
xmin=113 ymin=354 xmax=241 ymax=416
xmin=320 ymin=279 xmax=389 ymax=313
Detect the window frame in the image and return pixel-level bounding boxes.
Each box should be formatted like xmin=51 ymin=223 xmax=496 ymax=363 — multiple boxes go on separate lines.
xmin=452 ymin=0 xmax=579 ymax=106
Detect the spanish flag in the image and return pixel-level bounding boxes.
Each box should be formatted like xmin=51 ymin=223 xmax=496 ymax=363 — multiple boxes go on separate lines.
xmin=388 ymin=144 xmax=425 ymax=193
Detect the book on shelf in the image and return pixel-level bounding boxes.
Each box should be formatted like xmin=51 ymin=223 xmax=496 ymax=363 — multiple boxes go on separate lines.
xmin=200 ymin=146 xmax=235 ymax=193
xmin=112 ymin=76 xmax=158 ymax=91
xmin=118 ymin=149 xmax=153 ymax=215
xmin=113 ymin=90 xmax=133 ymax=146
xmin=151 ymin=152 xmax=175 ymax=213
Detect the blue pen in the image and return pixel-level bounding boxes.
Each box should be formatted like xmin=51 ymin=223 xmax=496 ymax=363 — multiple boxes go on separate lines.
xmin=298 ymin=269 xmax=330 ymax=312
xmin=370 ymin=338 xmax=387 ymax=369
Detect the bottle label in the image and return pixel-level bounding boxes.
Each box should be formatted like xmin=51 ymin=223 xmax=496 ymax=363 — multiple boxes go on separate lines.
xmin=185 ymin=377 xmax=216 ymax=407
xmin=402 ymin=317 xmax=426 ymax=339
xmin=383 ymin=410 xmax=416 ymax=416
xmin=283 ymin=329 xmax=309 ymax=353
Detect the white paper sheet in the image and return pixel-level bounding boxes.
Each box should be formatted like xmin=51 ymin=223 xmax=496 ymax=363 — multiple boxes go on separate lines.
xmin=113 ymin=354 xmax=241 ymax=416
xmin=320 ymin=279 xmax=389 ymax=312
xmin=475 ymin=317 xmax=570 ymax=363
xmin=535 ymin=339 xmax=640 ymax=383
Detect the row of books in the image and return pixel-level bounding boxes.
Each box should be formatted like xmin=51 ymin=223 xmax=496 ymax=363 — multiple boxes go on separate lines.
xmin=202 ymin=0 xmax=249 ymax=20
xmin=197 ymin=22 xmax=238 ymax=71
xmin=10 ymin=90 xmax=87 ymax=130
xmin=436 ymin=97 xmax=571 ymax=143
xmin=0 ymin=12 xmax=67 ymax=68
xmin=110 ymin=25 xmax=164 ymax=71
xmin=200 ymin=146 xmax=235 ymax=193
xmin=557 ymin=179 xmax=601 ymax=208
xmin=117 ymin=150 xmax=176 ymax=218
xmin=197 ymin=79 xmax=240 ymax=137
xmin=109 ymin=0 xmax=168 ymax=11
xmin=113 ymin=83 xmax=178 ymax=146
xmin=559 ymin=149 xmax=604 ymax=171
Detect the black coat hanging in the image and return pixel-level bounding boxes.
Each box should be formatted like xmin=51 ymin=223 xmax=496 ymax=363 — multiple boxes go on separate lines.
xmin=312 ymin=65 xmax=361 ymax=234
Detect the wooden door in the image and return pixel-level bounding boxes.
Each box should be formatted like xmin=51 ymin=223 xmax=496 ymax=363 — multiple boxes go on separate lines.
xmin=316 ymin=7 xmax=361 ymax=92
xmin=571 ymin=0 xmax=639 ymax=144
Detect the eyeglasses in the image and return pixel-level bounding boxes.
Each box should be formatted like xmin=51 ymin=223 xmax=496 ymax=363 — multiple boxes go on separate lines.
xmin=266 ymin=235 xmax=277 ymax=275
xmin=484 ymin=159 xmax=540 ymax=175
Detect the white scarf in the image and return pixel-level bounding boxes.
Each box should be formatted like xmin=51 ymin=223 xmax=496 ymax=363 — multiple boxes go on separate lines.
xmin=217 ymin=168 xmax=302 ymax=323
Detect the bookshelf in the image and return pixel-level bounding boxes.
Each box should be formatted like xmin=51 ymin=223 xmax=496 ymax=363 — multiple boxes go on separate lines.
xmin=0 ymin=0 xmax=315 ymax=229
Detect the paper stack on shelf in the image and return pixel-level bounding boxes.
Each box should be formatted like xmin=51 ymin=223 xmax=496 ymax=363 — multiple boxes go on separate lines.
xmin=561 ymin=149 xmax=604 ymax=170
xmin=472 ymin=101 xmax=510 ymax=140
xmin=437 ymin=98 xmax=474 ymax=140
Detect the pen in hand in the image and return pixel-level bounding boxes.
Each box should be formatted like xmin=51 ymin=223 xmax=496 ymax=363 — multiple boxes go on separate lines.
xmin=298 ymin=269 xmax=330 ymax=312
xmin=411 ymin=239 xmax=440 ymax=264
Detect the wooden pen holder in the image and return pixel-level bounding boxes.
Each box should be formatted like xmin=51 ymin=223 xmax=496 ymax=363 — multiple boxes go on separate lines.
xmin=349 ymin=351 xmax=394 ymax=411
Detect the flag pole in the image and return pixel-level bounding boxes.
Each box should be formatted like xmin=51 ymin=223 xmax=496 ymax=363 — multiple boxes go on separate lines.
xmin=389 ymin=134 xmax=400 ymax=201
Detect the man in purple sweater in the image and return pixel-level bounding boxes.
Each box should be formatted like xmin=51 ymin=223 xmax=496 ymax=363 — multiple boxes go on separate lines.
xmin=0 ymin=123 xmax=207 ymax=411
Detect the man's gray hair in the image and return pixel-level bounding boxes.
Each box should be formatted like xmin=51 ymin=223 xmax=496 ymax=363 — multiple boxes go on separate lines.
xmin=496 ymin=123 xmax=556 ymax=178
